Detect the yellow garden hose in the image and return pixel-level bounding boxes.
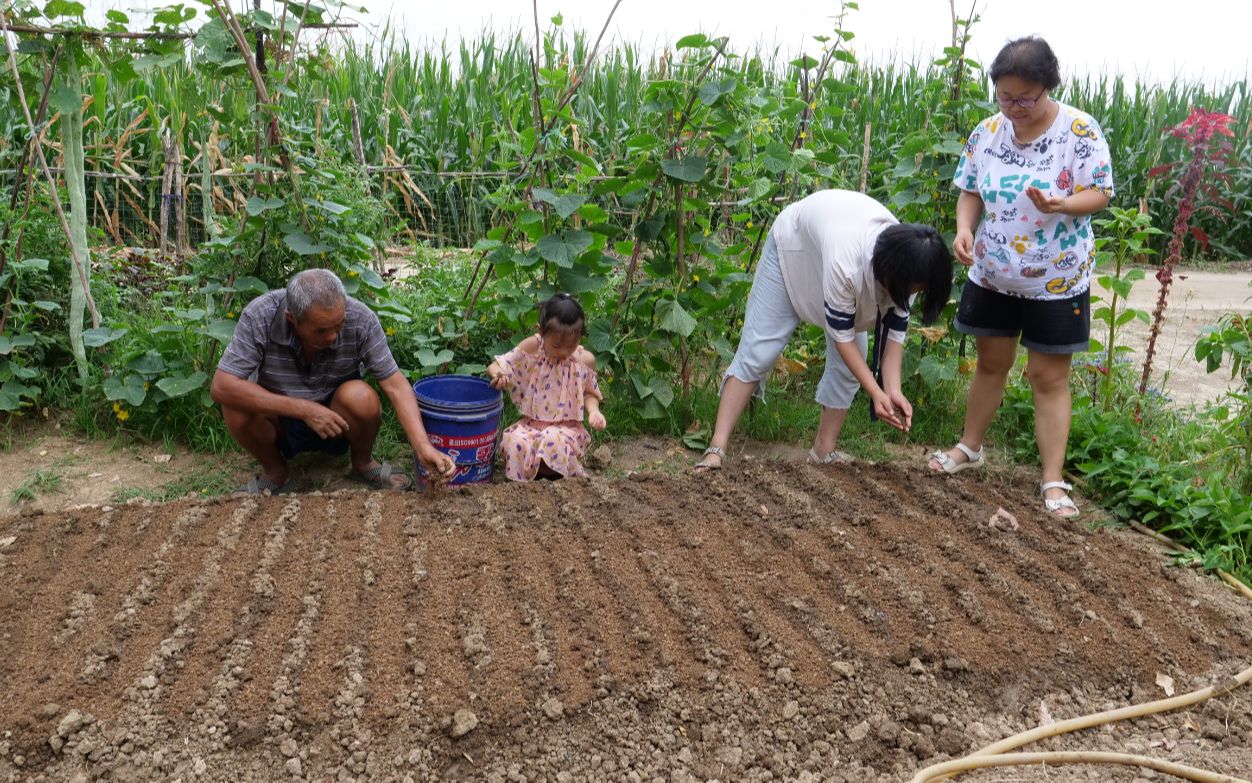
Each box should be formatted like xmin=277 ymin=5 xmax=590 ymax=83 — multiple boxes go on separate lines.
xmin=914 ymin=751 xmax=1246 ymax=783
xmin=910 ymin=521 xmax=1252 ymax=783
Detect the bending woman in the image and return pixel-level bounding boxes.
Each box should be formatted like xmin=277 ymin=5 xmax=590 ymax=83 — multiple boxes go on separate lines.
xmin=695 ymin=189 xmax=953 ymax=470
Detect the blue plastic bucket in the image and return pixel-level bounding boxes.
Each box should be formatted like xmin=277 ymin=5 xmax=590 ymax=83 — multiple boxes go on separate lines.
xmin=412 ymin=374 xmax=504 ymax=487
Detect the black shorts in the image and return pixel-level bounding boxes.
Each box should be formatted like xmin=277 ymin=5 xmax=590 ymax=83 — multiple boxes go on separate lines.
xmin=954 ymin=281 xmax=1090 ymax=354
xmin=275 ymin=391 xmax=351 ymax=460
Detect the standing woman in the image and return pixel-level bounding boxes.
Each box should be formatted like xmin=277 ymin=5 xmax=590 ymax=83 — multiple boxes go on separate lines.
xmin=928 ymin=37 xmax=1114 ymax=517
xmin=694 ymin=189 xmax=953 ymax=470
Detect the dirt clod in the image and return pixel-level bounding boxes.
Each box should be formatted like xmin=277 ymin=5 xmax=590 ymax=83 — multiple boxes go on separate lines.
xmin=450 ymin=709 xmax=479 ymax=738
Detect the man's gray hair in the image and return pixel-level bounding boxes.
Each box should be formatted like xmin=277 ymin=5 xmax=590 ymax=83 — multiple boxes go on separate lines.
xmin=286 ymin=269 xmax=346 ymax=321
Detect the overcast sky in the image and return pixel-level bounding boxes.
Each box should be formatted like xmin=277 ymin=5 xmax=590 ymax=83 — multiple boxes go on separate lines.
xmin=83 ymin=1 xmax=1249 ymax=85
xmin=370 ymin=0 xmax=1248 ymax=86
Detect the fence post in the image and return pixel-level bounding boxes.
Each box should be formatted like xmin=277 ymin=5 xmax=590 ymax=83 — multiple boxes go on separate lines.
xmin=175 ymin=131 xmax=187 ymax=256
xmin=159 ymin=129 xmax=173 ymax=256
xmin=349 ymin=98 xmax=366 ymax=167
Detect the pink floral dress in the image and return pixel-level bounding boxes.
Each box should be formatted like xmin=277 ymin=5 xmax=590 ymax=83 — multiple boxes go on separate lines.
xmin=494 ymin=336 xmax=603 ymax=480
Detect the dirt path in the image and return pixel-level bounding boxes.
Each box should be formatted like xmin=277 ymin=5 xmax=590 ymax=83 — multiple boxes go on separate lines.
xmin=1092 ymin=268 xmax=1252 ymax=406
xmin=1 ymin=464 xmax=1249 ymax=782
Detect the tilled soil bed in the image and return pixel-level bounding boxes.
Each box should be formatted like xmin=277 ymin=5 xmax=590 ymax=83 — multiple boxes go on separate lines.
xmin=1 ymin=462 xmax=1250 ymax=783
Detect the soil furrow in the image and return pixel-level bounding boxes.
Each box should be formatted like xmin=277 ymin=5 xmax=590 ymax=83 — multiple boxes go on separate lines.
xmin=407 ymin=523 xmax=474 ymax=719
xmin=612 ymin=478 xmax=767 ymax=685
xmin=223 ymin=496 xmax=322 ymax=733
xmin=87 ymin=495 xmax=260 ymax=773
xmin=484 ymin=504 xmax=596 ymax=712
xmin=3 ymin=465 xmax=1250 ymax=782
xmin=0 ymin=506 xmax=190 ymax=746
xmin=718 ymin=464 xmax=905 ymax=652
xmin=651 ymin=483 xmax=833 ymax=689
xmin=295 ymin=497 xmax=366 ymax=726
xmin=359 ymin=493 xmax=418 ymax=728
xmin=157 ymin=495 xmax=292 ymax=724
xmin=397 ymin=508 xmax=435 ymax=754
xmin=566 ymin=483 xmax=694 ymax=687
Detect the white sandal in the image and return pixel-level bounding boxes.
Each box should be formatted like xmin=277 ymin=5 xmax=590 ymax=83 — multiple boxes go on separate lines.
xmin=1040 ymin=480 xmax=1080 ymax=518
xmin=808 ymin=448 xmax=852 ymax=464
xmin=694 ymin=445 xmax=726 ymax=472
xmin=929 ymin=442 xmax=985 ymax=474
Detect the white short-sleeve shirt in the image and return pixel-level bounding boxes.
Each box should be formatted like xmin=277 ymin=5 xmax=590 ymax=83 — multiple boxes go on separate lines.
xmin=953 ymin=101 xmax=1115 ymax=300
xmin=771 ymin=190 xmax=911 ymax=345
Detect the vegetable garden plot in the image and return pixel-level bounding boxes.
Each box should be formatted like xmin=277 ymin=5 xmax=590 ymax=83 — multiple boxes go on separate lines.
xmin=1 ymin=463 xmax=1250 ymax=782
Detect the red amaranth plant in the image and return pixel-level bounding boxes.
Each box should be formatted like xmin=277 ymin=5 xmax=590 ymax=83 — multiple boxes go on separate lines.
xmin=1138 ymin=107 xmax=1237 ymax=397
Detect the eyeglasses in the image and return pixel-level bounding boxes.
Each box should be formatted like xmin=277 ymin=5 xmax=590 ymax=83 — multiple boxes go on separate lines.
xmin=997 ymin=91 xmax=1047 ymax=109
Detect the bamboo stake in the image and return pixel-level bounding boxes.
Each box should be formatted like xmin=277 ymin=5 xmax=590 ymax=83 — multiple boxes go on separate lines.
xmin=349 ymin=98 xmax=366 ymax=166
xmin=0 ymin=18 xmax=99 ymax=330
xmin=62 ymin=53 xmax=93 ymax=383
xmin=859 ymin=121 xmax=872 ymax=194
xmin=0 ymin=42 xmax=60 ymax=280
xmin=174 ymin=128 xmax=187 ymax=254
xmin=159 ymin=129 xmax=173 ymax=255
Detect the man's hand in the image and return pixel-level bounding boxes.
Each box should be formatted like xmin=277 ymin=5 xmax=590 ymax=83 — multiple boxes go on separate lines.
xmin=303 ymin=401 xmax=349 ymax=439
xmin=417 ymin=445 xmax=456 ymax=485
xmin=588 ymin=410 xmax=606 ymax=430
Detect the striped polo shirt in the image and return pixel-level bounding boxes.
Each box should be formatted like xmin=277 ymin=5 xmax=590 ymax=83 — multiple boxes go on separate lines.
xmin=217 ymin=289 xmax=400 ymax=400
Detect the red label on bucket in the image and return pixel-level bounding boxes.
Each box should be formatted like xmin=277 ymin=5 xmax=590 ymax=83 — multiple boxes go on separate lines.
xmin=428 ymin=432 xmax=497 ymax=450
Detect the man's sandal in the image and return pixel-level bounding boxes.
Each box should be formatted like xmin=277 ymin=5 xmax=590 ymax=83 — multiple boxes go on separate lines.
xmin=808 ymin=448 xmax=852 ymax=464
xmin=928 ymin=442 xmax=985 ymax=474
xmin=1041 ymin=480 xmax=1080 ymax=518
xmin=351 ymin=461 xmax=414 ymax=490
xmin=693 ymin=445 xmax=726 ymax=472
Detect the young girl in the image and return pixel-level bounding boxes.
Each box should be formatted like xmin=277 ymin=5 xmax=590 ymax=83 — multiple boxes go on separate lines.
xmin=487 ymin=293 xmax=605 ymax=480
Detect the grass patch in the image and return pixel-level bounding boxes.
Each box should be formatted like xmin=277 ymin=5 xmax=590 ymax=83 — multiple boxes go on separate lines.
xmin=111 ymin=464 xmax=239 ymax=504
xmin=8 ymin=468 xmax=64 ymax=505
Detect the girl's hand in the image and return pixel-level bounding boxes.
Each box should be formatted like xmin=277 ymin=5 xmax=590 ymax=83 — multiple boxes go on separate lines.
xmin=886 ymin=389 xmax=913 ymax=432
xmin=488 ymin=370 xmax=509 ymax=390
xmin=1026 ymin=186 xmax=1068 ymax=215
xmin=588 ymin=410 xmax=606 ymax=431
xmin=871 ymin=391 xmax=907 ymax=432
xmin=953 ymin=228 xmax=975 ymax=266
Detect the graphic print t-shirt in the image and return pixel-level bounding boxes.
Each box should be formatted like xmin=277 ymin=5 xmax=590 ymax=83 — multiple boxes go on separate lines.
xmin=953 ymin=102 xmax=1115 ymax=300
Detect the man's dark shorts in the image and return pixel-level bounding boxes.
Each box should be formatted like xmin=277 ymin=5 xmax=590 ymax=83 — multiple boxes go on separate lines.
xmin=954 ymin=281 xmax=1090 ymax=354
xmin=275 ymin=391 xmax=350 ymax=460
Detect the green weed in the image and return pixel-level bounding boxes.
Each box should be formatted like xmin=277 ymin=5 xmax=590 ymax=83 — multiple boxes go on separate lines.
xmin=8 ymin=468 xmax=63 ymax=505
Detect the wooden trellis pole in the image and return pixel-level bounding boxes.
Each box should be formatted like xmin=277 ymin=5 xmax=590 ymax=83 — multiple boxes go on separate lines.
xmin=0 ymin=17 xmax=101 ymax=347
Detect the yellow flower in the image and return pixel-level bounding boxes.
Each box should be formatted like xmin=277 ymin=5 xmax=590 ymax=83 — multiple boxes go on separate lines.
xmin=227 ymin=311 xmax=236 ymax=318
xmin=809 ymin=101 xmax=817 ymax=110
xmin=116 ymin=406 xmax=130 ymax=422
xmin=693 ymin=274 xmax=701 ymax=282
xmin=385 ymin=327 xmax=395 ymax=337
xmin=347 ymin=270 xmax=358 ymax=278
xmin=112 ymin=401 xmax=121 ymax=413
xmin=746 ymin=221 xmax=754 ymax=229
xmin=799 ymin=131 xmax=807 ymax=140
xmin=143 ymin=382 xmax=150 ymax=390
